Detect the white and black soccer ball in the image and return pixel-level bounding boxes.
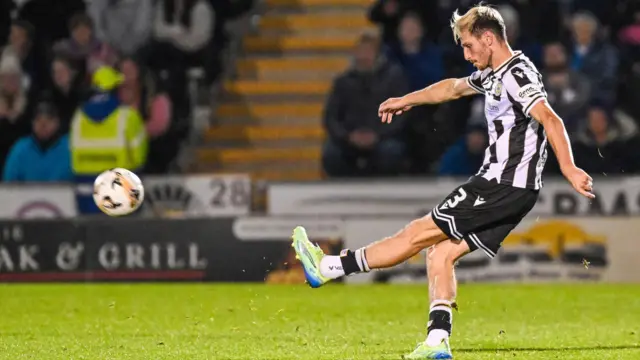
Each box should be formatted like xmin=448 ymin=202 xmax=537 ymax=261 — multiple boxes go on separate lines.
xmin=93 ymin=168 xmax=144 ymax=216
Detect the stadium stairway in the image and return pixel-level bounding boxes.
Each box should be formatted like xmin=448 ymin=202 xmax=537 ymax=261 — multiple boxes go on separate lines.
xmin=191 ymin=0 xmax=376 ymax=182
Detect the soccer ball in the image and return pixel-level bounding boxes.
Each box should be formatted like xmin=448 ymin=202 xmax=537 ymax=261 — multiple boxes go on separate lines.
xmin=93 ymin=168 xmax=144 ymax=216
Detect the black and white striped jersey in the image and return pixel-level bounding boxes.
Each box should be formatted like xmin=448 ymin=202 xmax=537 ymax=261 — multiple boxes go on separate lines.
xmin=466 ymin=51 xmax=548 ymax=190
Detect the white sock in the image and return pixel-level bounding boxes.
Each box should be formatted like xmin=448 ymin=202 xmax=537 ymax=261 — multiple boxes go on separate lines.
xmin=426 ymin=329 xmax=449 ymax=346
xmin=319 ymin=256 xmax=345 ymax=279
xmin=425 ymin=301 xmax=452 ymax=346
xmin=355 ymin=248 xmax=371 ymax=271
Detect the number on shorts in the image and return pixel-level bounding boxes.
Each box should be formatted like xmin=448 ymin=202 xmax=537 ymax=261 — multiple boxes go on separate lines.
xmin=442 ymin=188 xmax=467 ymax=209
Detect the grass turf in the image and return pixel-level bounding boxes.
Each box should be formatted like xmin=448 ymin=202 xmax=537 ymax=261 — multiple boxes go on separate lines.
xmin=0 ymin=283 xmax=639 ymax=359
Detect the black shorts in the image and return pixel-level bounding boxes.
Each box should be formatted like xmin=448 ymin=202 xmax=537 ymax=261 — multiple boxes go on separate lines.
xmin=431 ymin=176 xmax=539 ymax=258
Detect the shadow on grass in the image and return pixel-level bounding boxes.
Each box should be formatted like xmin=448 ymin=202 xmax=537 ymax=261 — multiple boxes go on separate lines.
xmin=456 ymin=344 xmax=640 ymax=353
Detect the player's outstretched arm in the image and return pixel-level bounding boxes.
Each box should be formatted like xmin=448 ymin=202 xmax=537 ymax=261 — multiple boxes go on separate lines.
xmin=529 ymin=101 xmax=595 ymax=199
xmin=379 ymin=78 xmax=476 ymax=124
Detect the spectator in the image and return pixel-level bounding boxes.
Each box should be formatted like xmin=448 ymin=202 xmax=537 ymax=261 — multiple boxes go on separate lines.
xmin=437 ymin=124 xmax=487 ymax=177
xmin=209 ymin=0 xmax=256 ymax=51
xmin=118 ymin=57 xmax=180 ymax=175
xmin=322 ymin=32 xmax=410 ymax=177
xmin=88 ymin=0 xmax=154 ymax=57
xmin=117 ymin=57 xmax=171 ymax=139
xmin=368 ymin=0 xmax=435 ymax=44
xmin=386 ymin=12 xmax=444 ymax=92
xmin=0 ymin=54 xmax=33 ymax=177
xmin=568 ymin=0 xmax=619 ymax=30
xmin=618 ymin=7 xmax=640 ymax=48
xmin=573 ymin=102 xmax=640 ymax=174
xmin=53 ymin=13 xmax=118 ymax=82
xmin=617 ymin=7 xmax=640 ymax=120
xmin=496 ymin=0 xmax=562 ymax=45
xmin=569 ymin=11 xmax=619 ymax=105
xmin=71 ymin=66 xmax=148 ymax=214
xmin=207 ymin=0 xmax=256 ymax=84
xmin=3 ymin=102 xmax=72 ymax=182
xmin=1 ymin=20 xmax=40 ymax=92
xmin=497 ymin=4 xmax=543 ymax=68
xmin=149 ymin=0 xmax=214 ymax=75
xmin=542 ymin=42 xmax=591 ymax=134
xmin=17 ymin=0 xmax=86 ymax=48
xmin=49 ymin=56 xmax=84 ymax=134
xmin=0 ymin=1 xmax=14 ymax=47
xmin=153 ymin=0 xmax=213 ymax=54
xmin=140 ymin=0 xmax=214 ymax=119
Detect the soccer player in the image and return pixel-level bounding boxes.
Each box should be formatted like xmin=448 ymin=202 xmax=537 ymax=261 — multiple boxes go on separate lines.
xmin=291 ymin=4 xmax=595 ymax=359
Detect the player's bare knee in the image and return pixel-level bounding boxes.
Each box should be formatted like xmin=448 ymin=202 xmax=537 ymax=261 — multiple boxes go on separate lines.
xmin=407 ymin=216 xmax=447 ymax=251
xmin=446 ymin=240 xmax=471 ymax=264
xmin=427 ymin=248 xmax=447 ymax=272
xmin=427 ymin=242 xmax=458 ymax=272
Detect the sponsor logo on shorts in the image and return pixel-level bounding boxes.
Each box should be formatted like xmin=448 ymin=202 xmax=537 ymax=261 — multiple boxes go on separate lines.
xmin=474 ymin=196 xmax=486 ymax=207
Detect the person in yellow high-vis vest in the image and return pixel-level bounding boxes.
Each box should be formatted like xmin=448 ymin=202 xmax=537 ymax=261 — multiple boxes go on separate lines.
xmin=71 ymin=66 xmax=148 ymax=214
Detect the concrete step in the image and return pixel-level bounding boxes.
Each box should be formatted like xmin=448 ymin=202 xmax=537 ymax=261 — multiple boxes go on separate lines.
xmin=223 ymin=80 xmax=331 ymax=97
xmin=256 ymin=28 xmax=377 ymax=37
xmin=198 ymin=167 xmax=324 ymax=182
xmin=196 ymin=146 xmax=322 ymax=165
xmin=204 ymin=125 xmax=324 ymax=142
xmin=265 ymin=0 xmax=374 ymax=7
xmin=203 ymin=138 xmax=324 ymax=149
xmin=199 ymin=157 xmax=321 ymax=172
xmin=243 ymin=34 xmax=358 ymax=54
xmin=235 ymin=69 xmax=340 ymax=81
xmin=235 ymin=56 xmax=348 ymax=81
xmin=237 ymin=56 xmax=349 ymax=73
xmin=216 ymin=102 xmax=324 ymax=120
xmin=210 ymin=114 xmax=322 ymax=126
xmin=258 ymin=13 xmax=373 ymax=31
xmin=202 ymin=124 xmax=325 ymax=148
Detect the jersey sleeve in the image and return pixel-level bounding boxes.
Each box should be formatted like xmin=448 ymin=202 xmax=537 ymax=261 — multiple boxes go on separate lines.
xmin=466 ymin=70 xmax=485 ymax=94
xmin=503 ymin=66 xmax=546 ymax=116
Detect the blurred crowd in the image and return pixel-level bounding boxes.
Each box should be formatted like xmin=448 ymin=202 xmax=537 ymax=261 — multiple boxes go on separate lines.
xmin=0 ymin=0 xmax=253 ymax=184
xmin=2 ymin=0 xmax=640 ymax=191
xmin=322 ymin=0 xmax=640 ymax=178
xmin=0 ymin=0 xmax=253 ymax=213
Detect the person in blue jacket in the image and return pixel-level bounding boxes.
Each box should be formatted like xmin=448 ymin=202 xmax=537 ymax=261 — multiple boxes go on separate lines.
xmin=438 ymin=123 xmax=487 ymax=177
xmin=3 ymin=101 xmax=72 ymax=182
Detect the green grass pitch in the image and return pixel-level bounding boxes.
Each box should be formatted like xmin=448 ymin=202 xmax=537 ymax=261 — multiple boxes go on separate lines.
xmin=0 ymin=283 xmax=639 ymax=359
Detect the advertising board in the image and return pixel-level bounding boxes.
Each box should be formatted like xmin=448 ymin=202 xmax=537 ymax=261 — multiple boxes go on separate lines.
xmin=267 ymin=176 xmax=640 ymax=217
xmin=342 ymin=217 xmax=640 ymax=284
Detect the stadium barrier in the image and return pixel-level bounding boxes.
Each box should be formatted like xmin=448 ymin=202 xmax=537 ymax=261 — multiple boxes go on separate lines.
xmin=266 ymin=175 xmax=640 ymax=217
xmin=0 ymin=174 xmax=252 ymax=219
xmin=1 ymin=215 xmax=639 ymax=284
xmin=5 ymin=175 xmax=638 ymax=219
xmin=341 ymin=217 xmax=640 ymax=284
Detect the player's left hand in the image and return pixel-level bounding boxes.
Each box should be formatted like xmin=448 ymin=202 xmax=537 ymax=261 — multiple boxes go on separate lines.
xmin=563 ymin=166 xmax=595 ymax=199
xmin=379 ymin=97 xmax=412 ymax=124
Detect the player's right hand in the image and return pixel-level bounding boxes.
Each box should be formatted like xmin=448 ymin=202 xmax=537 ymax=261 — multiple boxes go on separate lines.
xmin=563 ymin=166 xmax=595 ymax=199
xmin=379 ymin=97 xmax=412 ymax=124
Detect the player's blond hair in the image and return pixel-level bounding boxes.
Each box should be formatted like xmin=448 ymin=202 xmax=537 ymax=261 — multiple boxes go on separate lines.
xmin=450 ymin=3 xmax=507 ymax=44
